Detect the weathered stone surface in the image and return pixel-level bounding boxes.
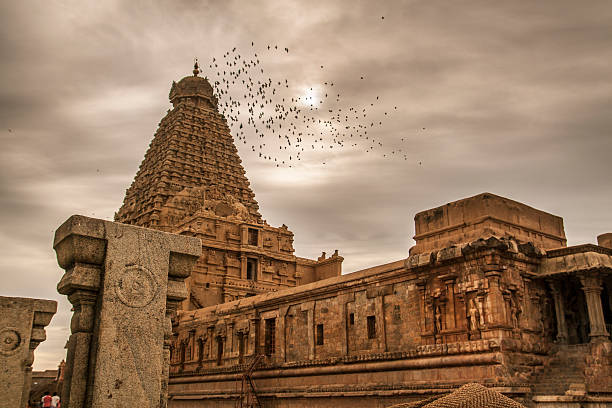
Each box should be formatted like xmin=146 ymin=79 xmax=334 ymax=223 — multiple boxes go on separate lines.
xmin=410 ymin=193 xmax=567 ymax=255
xmin=597 ymin=233 xmax=612 ymax=250
xmin=0 ymin=296 xmax=56 ymax=408
xmin=53 ymin=215 xmax=201 ymax=408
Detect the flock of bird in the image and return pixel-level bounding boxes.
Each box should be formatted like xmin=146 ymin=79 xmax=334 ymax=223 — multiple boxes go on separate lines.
xmin=200 ymin=42 xmax=422 ymax=167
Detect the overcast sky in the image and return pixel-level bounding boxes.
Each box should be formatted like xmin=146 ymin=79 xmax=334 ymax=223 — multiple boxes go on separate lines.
xmin=1 ymin=0 xmax=611 ymax=370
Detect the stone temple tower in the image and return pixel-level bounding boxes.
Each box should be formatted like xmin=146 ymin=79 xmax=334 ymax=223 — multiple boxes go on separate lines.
xmin=116 ymin=62 xmax=261 ymax=229
xmin=116 ymin=63 xmax=342 ymax=310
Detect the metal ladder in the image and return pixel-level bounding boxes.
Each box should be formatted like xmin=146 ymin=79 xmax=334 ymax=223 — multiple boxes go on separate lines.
xmin=237 ymin=354 xmax=263 ymax=408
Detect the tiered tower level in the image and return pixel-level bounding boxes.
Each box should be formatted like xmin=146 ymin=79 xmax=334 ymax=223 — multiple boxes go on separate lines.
xmin=116 ymin=65 xmax=342 ymax=310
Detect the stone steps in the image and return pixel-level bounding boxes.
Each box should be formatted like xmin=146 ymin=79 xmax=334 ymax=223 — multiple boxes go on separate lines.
xmin=532 ymin=344 xmax=588 ymax=396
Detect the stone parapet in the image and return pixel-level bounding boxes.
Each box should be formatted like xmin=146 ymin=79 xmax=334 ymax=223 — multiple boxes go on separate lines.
xmin=53 ymin=215 xmax=200 ymax=408
xmin=410 ymin=193 xmax=566 ymax=255
xmin=0 ymin=296 xmax=57 ymax=408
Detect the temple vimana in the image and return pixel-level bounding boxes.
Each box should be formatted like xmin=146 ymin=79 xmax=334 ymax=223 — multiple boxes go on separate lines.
xmin=2 ymin=66 xmax=612 ymax=408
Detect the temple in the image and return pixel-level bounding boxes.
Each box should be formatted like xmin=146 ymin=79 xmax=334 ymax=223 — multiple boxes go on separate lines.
xmin=115 ymin=63 xmax=342 ymax=310
xmin=117 ymin=67 xmax=612 ymax=407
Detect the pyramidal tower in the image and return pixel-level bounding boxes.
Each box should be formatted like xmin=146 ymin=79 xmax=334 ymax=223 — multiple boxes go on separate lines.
xmin=116 ymin=63 xmax=342 ymax=310
xmin=116 ymin=62 xmax=261 ymax=229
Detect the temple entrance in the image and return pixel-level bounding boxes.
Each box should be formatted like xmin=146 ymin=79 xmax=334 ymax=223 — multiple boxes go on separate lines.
xmin=563 ymin=278 xmax=590 ymax=344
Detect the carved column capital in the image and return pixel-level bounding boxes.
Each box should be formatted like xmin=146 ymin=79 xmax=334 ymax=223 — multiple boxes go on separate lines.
xmin=54 ymin=215 xmax=200 ymax=408
xmin=577 ymin=272 xmax=609 ymax=341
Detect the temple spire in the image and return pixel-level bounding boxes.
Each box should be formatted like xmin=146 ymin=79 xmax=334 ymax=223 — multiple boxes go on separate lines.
xmin=115 ymin=68 xmax=261 ymax=230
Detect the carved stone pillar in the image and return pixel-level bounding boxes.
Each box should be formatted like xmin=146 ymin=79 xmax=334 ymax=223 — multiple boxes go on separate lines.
xmin=484 ymin=271 xmax=506 ymax=328
xmin=579 ymin=274 xmax=610 ymax=342
xmin=249 ymin=315 xmax=260 ymax=356
xmin=54 ymin=215 xmax=200 ymax=408
xmin=0 ymin=296 xmax=57 ymax=408
xmin=547 ymin=280 xmax=568 ymax=343
xmin=416 ymin=280 xmax=426 ymax=335
xmin=206 ymin=325 xmax=215 ymax=360
xmin=223 ymin=321 xmax=232 ymax=360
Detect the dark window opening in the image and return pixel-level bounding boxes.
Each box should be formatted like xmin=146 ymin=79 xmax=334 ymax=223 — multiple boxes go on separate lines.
xmin=238 ymin=333 xmax=245 ymax=364
xmin=216 ymin=337 xmax=223 ymax=366
xmin=248 ymin=228 xmax=259 ymax=246
xmin=246 ymin=258 xmax=257 ymax=281
xmin=316 ymin=324 xmax=324 ymax=345
xmin=205 ymin=282 xmax=210 ymax=288
xmin=349 ymin=313 xmax=355 ymax=325
xmin=179 ymin=342 xmax=186 ymax=363
xmin=367 ymin=316 xmax=376 ymax=339
xmin=265 ymin=318 xmax=276 ymax=356
xmin=197 ymin=338 xmax=205 ymax=363
xmin=188 ymin=330 xmax=195 ymax=360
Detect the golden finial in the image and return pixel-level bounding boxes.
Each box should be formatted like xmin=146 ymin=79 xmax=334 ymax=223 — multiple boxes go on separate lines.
xmin=193 ymin=57 xmax=200 ymax=76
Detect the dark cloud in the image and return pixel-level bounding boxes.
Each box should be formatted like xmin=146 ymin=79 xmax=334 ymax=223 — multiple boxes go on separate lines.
xmin=1 ymin=0 xmax=611 ymax=369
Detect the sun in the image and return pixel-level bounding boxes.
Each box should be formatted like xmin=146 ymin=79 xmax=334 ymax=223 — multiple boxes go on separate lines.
xmin=299 ymin=86 xmax=319 ymax=107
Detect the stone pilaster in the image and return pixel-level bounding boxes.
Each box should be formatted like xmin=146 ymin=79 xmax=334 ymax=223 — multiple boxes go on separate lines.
xmin=579 ymin=273 xmax=610 ymax=342
xmin=206 ymin=325 xmax=215 ymax=360
xmin=278 ymin=306 xmax=289 ymax=362
xmin=443 ymin=276 xmax=457 ymax=331
xmin=248 ymin=315 xmax=260 ymax=356
xmin=484 ymin=271 xmax=505 ymax=327
xmin=0 ymin=296 xmax=56 ymax=408
xmin=416 ymin=280 xmax=426 ymax=336
xmin=301 ymin=301 xmax=315 ymax=360
xmin=374 ymin=295 xmax=387 ymax=351
xmin=54 ymin=215 xmax=200 ymax=408
xmin=547 ymin=280 xmax=568 ymax=343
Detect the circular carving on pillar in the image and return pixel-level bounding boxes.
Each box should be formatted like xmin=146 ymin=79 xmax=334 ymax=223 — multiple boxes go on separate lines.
xmin=0 ymin=327 xmax=22 ymax=355
xmin=115 ymin=266 xmax=158 ymax=308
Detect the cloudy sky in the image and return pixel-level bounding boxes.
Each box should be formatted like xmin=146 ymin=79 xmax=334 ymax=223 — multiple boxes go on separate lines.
xmin=1 ymin=0 xmax=611 ymax=370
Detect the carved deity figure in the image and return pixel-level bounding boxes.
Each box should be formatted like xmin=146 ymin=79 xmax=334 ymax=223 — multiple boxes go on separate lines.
xmin=510 ymin=294 xmax=522 ymax=329
xmin=434 ymin=304 xmax=443 ymax=333
xmin=468 ymin=298 xmax=480 ymax=332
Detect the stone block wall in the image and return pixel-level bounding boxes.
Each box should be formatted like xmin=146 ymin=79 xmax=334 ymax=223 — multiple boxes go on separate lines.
xmin=168 ymin=236 xmax=558 ymax=407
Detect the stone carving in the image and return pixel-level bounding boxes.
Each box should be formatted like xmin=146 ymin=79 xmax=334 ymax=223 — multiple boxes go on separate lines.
xmin=0 ymin=296 xmax=56 ymax=408
xmin=0 ymin=327 xmax=21 ymax=355
xmin=115 ymin=265 xmax=159 ymax=308
xmin=434 ymin=305 xmax=442 ymax=334
xmin=509 ymin=293 xmax=521 ymax=329
xmin=468 ymin=298 xmax=480 ymax=332
xmin=53 ymin=215 xmax=200 ymax=408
